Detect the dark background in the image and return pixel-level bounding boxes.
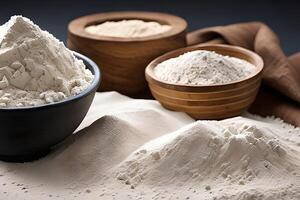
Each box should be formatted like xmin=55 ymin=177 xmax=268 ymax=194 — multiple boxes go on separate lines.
xmin=0 ymin=0 xmax=299 ymax=54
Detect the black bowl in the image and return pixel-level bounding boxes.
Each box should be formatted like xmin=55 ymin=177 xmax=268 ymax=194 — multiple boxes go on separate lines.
xmin=0 ymin=52 xmax=101 ymax=162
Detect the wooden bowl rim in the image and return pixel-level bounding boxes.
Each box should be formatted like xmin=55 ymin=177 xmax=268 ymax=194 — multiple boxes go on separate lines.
xmin=68 ymin=11 xmax=187 ymax=42
xmin=145 ymin=44 xmax=264 ymax=91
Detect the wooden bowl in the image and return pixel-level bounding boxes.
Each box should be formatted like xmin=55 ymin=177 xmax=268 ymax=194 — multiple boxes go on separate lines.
xmin=145 ymin=44 xmax=264 ymax=119
xmin=68 ymin=11 xmax=187 ymax=97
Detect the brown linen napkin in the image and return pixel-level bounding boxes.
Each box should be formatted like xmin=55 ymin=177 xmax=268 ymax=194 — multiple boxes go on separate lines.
xmin=187 ymin=22 xmax=300 ymax=126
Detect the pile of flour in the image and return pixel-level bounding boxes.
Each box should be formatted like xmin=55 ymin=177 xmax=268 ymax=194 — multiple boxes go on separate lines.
xmin=0 ymin=16 xmax=94 ymax=108
xmin=0 ymin=92 xmax=299 ymax=200
xmin=154 ymin=50 xmax=256 ymax=85
xmin=85 ymin=20 xmax=171 ymax=38
xmin=115 ymin=116 xmax=300 ymax=199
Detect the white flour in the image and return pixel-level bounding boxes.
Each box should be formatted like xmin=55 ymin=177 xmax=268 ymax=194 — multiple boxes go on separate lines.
xmin=0 ymin=92 xmax=299 ymax=200
xmin=154 ymin=50 xmax=256 ymax=85
xmin=116 ymin=118 xmax=300 ymax=199
xmin=0 ymin=16 xmax=94 ymax=108
xmin=85 ymin=20 xmax=171 ymax=38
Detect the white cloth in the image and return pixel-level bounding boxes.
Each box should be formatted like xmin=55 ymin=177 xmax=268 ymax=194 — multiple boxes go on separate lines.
xmin=0 ymin=92 xmax=298 ymax=200
xmin=0 ymin=92 xmax=194 ymax=199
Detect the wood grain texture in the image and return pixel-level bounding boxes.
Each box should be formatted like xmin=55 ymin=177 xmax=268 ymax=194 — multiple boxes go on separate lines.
xmin=68 ymin=11 xmax=187 ymax=96
xmin=145 ymin=44 xmax=264 ymax=120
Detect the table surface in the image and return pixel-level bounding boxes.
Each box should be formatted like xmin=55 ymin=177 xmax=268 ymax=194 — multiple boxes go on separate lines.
xmin=0 ymin=0 xmax=299 ymax=55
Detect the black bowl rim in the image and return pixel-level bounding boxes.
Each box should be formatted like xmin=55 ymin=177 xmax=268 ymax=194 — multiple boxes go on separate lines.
xmin=0 ymin=52 xmax=101 ymax=111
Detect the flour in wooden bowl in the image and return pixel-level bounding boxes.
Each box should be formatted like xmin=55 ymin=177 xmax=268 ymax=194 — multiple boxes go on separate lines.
xmin=154 ymin=50 xmax=256 ymax=85
xmin=85 ymin=19 xmax=171 ymax=38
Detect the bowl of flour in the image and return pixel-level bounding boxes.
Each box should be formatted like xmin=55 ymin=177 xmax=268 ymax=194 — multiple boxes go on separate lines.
xmin=68 ymin=11 xmax=187 ymax=97
xmin=145 ymin=44 xmax=263 ymax=119
xmin=0 ymin=16 xmax=100 ymax=162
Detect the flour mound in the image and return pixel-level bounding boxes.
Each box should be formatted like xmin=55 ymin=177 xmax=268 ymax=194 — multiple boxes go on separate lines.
xmin=0 ymin=16 xmax=93 ymax=107
xmin=154 ymin=50 xmax=256 ymax=85
xmin=85 ymin=19 xmax=171 ymax=38
xmin=115 ymin=119 xmax=300 ymax=199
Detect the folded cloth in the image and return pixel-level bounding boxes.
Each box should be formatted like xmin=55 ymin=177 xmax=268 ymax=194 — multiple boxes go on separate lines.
xmin=187 ymin=22 xmax=300 ymax=126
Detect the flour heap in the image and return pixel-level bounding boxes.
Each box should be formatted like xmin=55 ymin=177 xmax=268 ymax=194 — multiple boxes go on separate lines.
xmin=85 ymin=20 xmax=171 ymax=38
xmin=116 ymin=117 xmax=300 ymax=199
xmin=154 ymin=50 xmax=256 ymax=85
xmin=0 ymin=16 xmax=94 ymax=108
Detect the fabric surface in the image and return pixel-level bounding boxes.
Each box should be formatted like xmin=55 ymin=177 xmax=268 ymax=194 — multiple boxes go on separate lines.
xmin=187 ymin=22 xmax=300 ymax=126
xmin=1 ymin=92 xmax=299 ymax=200
xmin=0 ymin=92 xmax=194 ymax=199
